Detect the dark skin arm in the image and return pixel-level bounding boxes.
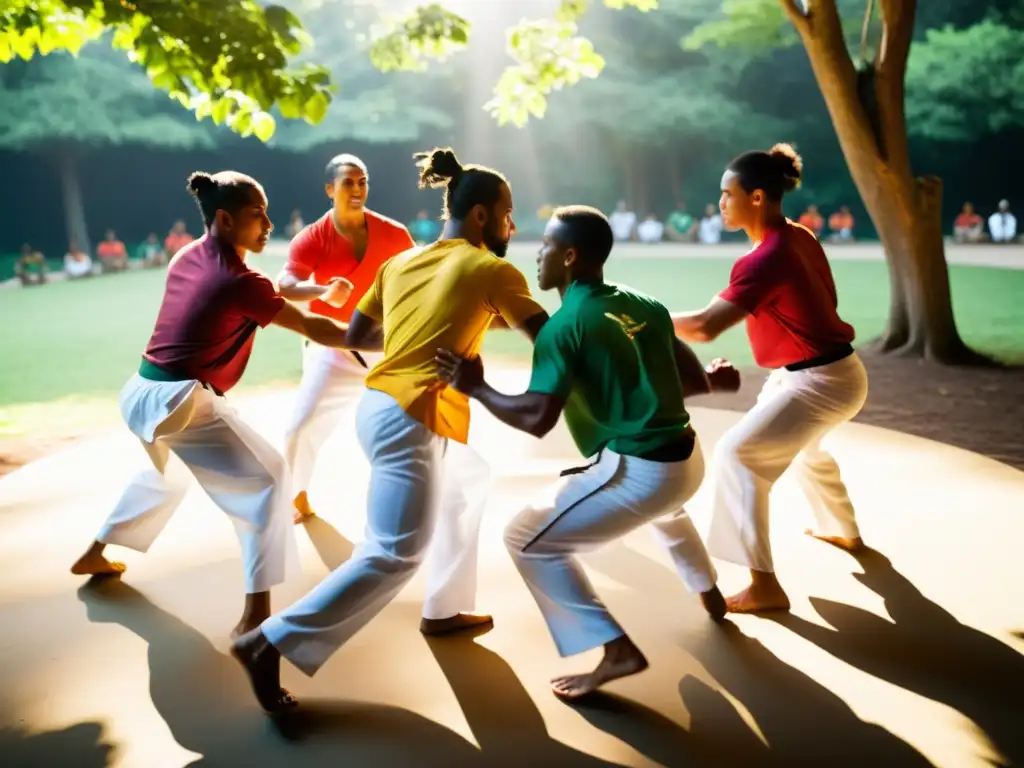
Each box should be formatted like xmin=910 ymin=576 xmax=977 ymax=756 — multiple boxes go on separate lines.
xmin=673 ymin=336 xmax=742 ymax=396
xmin=344 ymin=309 xmax=386 ymax=352
xmin=435 ymin=350 xmax=565 ymax=438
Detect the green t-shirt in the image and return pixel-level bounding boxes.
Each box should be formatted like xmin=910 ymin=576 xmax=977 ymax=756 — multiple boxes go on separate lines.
xmin=667 ymin=211 xmax=693 ymax=234
xmin=527 ymin=280 xmax=690 ymax=458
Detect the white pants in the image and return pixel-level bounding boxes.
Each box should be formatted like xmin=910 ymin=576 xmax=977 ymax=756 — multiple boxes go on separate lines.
xmin=96 ymin=375 xmax=298 ymax=594
xmin=706 ymin=353 xmax=869 ymax=573
xmin=504 ymin=442 xmax=714 ymax=658
xmin=262 ymin=389 xmax=489 ymax=676
xmin=283 ymin=342 xmax=382 ymax=496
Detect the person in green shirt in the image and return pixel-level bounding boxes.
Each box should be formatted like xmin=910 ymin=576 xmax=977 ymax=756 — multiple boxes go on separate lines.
xmin=435 ymin=205 xmax=740 ymax=701
xmin=666 ymin=202 xmax=696 ymax=242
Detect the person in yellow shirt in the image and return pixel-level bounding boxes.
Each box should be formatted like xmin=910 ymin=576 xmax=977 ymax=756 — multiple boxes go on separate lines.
xmin=231 ymin=147 xmax=549 ymax=712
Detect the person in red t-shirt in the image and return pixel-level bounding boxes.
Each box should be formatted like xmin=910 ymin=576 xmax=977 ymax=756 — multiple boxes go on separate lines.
xmin=276 ymin=154 xmax=416 ymax=524
xmin=670 ymin=144 xmax=868 ymax=615
xmin=71 ymin=170 xmax=363 ymax=666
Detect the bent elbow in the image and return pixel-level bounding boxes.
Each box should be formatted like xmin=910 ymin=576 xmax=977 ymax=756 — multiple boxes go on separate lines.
xmin=527 ymin=411 xmax=559 ymax=439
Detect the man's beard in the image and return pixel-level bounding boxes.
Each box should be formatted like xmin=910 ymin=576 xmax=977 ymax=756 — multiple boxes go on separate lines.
xmin=484 ymin=232 xmax=510 ymax=258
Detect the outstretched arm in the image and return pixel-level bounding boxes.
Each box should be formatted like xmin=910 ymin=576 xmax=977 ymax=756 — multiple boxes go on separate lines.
xmin=670 ymin=297 xmax=747 ymax=342
xmin=435 ymin=351 xmax=564 ymax=438
xmin=673 ymin=336 xmax=741 ymax=396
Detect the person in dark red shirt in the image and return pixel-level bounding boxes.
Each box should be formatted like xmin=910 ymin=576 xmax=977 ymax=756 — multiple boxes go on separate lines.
xmin=276 ymin=154 xmax=416 ymax=524
xmin=71 ymin=170 xmax=362 ymax=658
xmin=670 ymin=144 xmax=869 ymax=615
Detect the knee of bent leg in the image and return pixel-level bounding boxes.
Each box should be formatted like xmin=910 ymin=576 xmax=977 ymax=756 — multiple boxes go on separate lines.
xmin=503 ymin=506 xmax=553 ymax=557
xmin=363 ymin=534 xmax=429 ymax=578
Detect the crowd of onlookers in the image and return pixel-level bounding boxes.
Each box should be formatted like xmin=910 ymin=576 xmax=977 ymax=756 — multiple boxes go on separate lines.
xmin=12 ymin=221 xmax=194 ymax=287
xmin=598 ymin=199 xmax=1021 ymax=246
xmin=9 ymin=197 xmax=1020 ymax=289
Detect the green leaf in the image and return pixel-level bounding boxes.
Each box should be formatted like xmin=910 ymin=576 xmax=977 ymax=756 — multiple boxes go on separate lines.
xmin=211 ymin=96 xmax=234 ymax=125
xmin=251 ymin=111 xmax=276 ymax=142
xmin=304 ymin=90 xmax=329 ymax=124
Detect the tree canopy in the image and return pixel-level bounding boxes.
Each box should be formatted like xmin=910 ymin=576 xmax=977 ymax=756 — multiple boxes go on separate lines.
xmin=0 ymin=0 xmax=332 ymax=141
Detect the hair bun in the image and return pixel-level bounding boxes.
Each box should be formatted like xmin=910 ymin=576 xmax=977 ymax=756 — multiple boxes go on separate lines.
xmin=187 ymin=171 xmax=216 ymax=196
xmin=414 ymin=147 xmax=465 ymax=190
xmin=768 ymin=143 xmax=803 ymax=191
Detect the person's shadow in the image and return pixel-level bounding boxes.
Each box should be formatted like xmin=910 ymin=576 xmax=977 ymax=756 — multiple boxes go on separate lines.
xmin=75 ymin=578 xmax=488 ymax=767
xmin=424 ymin=625 xmax=714 ymax=766
xmin=0 ymin=721 xmax=116 ymax=768
xmin=582 ymin=542 xmax=932 ymax=766
xmin=766 ymin=548 xmax=1024 ymax=766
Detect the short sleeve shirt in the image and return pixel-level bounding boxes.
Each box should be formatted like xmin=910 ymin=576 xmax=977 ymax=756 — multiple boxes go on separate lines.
xmin=143 ymin=235 xmax=284 ymax=394
xmin=718 ymin=220 xmax=855 ymax=369
xmin=528 ymin=281 xmax=690 ymax=458
xmin=286 ymin=209 xmax=415 ymax=322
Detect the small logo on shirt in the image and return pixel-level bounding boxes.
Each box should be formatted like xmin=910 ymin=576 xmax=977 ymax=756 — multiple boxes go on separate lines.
xmin=604 ymin=312 xmax=647 ymax=340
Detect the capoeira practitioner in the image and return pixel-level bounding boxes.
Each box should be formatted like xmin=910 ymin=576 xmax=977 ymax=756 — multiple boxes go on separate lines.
xmin=277 ymin=154 xmax=416 ymax=524
xmin=435 ymin=205 xmax=740 ymax=700
xmin=231 ymin=148 xmax=550 ymax=713
xmin=70 ymin=171 xmax=354 ymax=638
xmin=670 ymin=144 xmax=869 ymax=614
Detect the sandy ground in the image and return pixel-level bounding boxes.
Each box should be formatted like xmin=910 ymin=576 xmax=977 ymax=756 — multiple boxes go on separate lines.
xmin=0 ymin=369 xmax=1023 ymax=767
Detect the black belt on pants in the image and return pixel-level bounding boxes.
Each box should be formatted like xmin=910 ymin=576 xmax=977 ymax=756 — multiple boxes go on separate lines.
xmin=138 ymin=358 xmax=224 ymax=397
xmin=784 ymin=343 xmax=853 ymax=372
xmin=558 ymin=430 xmax=696 ymax=477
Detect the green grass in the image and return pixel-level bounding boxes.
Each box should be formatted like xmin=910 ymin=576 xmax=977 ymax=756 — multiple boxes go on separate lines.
xmin=2 ymin=243 xmax=1023 ymax=435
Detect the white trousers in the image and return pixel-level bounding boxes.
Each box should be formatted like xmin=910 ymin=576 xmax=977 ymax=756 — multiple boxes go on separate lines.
xmin=262 ymin=389 xmax=490 ymax=676
xmin=96 ymin=375 xmax=299 ymax=593
xmin=283 ymin=342 xmax=382 ymax=495
xmin=706 ymin=353 xmax=869 ymax=573
xmin=504 ymin=442 xmax=714 ymax=658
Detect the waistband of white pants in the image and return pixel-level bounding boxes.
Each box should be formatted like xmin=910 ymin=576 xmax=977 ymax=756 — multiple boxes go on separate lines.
xmin=783 ymin=343 xmax=854 ymax=372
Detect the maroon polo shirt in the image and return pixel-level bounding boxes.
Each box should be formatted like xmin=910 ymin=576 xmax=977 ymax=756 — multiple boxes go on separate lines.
xmin=142 ymin=234 xmax=284 ymax=393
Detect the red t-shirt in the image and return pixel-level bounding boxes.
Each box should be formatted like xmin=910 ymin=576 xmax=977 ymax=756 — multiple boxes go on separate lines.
xmin=286 ymin=209 xmax=415 ymax=322
xmin=143 ymin=235 xmax=285 ymax=394
xmin=954 ymin=212 xmax=982 ymax=228
xmin=719 ymin=220 xmax=855 ymax=370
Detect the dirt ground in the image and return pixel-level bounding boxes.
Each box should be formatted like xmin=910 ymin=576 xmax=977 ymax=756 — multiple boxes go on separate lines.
xmin=2 ymin=351 xmax=1023 ymax=478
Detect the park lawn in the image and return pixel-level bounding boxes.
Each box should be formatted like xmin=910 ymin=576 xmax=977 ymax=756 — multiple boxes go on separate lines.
xmin=2 ymin=245 xmax=1023 ymax=436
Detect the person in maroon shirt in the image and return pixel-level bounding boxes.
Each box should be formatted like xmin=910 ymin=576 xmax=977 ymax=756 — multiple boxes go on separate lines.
xmin=71 ymin=170 xmax=360 ymax=655
xmin=670 ymin=144 xmax=869 ymax=615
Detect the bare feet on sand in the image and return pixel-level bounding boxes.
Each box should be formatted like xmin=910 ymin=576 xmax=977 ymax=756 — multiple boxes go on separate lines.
xmin=700 ymin=586 xmax=727 ymax=621
xmin=805 ymin=529 xmax=866 ymax=553
xmin=70 ymin=545 xmax=126 ymax=577
xmin=420 ymin=612 xmax=494 ymax=636
xmin=725 ymin=571 xmax=791 ymax=614
xmin=230 ymin=629 xmax=298 ymax=714
xmin=551 ymin=635 xmax=649 ymax=701
xmin=292 ymin=491 xmax=315 ymax=525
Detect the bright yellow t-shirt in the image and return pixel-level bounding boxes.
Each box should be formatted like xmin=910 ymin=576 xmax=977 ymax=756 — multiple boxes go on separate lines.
xmin=357 ymin=239 xmax=544 ymax=442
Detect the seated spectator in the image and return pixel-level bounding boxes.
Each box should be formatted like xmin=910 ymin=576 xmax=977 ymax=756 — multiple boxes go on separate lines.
xmin=798 ymin=204 xmax=824 ymax=239
xmin=135 ymin=232 xmax=168 ymax=267
xmin=698 ymin=203 xmax=723 ymax=244
xmin=609 ymin=200 xmax=637 ymax=242
xmin=636 ymin=213 xmax=664 ymax=244
xmin=666 ymin=203 xmax=696 ymax=242
xmin=96 ymin=230 xmax=128 ymax=271
xmin=164 ymin=220 xmax=193 ymax=258
xmin=408 ymin=209 xmax=440 ymax=245
xmin=989 ymin=199 xmax=1017 ymax=243
xmin=828 ymin=206 xmax=855 ymax=242
xmin=64 ymin=240 xmax=93 ymax=279
xmin=287 ymin=209 xmax=305 ymax=239
xmin=15 ymin=244 xmax=48 ymax=286
xmin=953 ymin=202 xmax=985 ymax=243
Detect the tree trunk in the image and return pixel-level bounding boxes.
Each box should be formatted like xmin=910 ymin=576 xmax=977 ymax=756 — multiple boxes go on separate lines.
xmin=56 ymin=148 xmax=90 ymax=256
xmin=667 ymin=148 xmax=684 ymax=206
xmin=781 ymin=0 xmax=989 ymax=365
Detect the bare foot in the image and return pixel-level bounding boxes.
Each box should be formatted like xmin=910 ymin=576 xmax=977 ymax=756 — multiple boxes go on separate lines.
xmin=805 ymin=529 xmax=865 ymax=553
xmin=700 ymin=586 xmax=727 ymax=621
xmin=725 ymin=583 xmax=791 ymax=614
xmin=230 ymin=628 xmax=298 ymax=714
xmin=420 ymin=612 xmax=494 ymax=636
xmin=293 ymin=491 xmax=315 ymax=525
xmin=70 ymin=552 xmax=126 ymax=577
xmin=551 ymin=635 xmax=649 ymax=701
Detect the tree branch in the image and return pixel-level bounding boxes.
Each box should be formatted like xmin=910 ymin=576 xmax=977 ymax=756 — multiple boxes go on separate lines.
xmin=876 ymin=0 xmax=915 ymax=78
xmin=779 ymin=0 xmax=811 ymax=34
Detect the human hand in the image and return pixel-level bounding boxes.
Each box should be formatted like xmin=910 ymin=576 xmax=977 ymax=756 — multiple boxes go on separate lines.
xmin=322 ymin=277 xmax=354 ymax=307
xmin=434 ymin=349 xmax=484 ymax=395
xmin=705 ymin=358 xmax=741 ymax=392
